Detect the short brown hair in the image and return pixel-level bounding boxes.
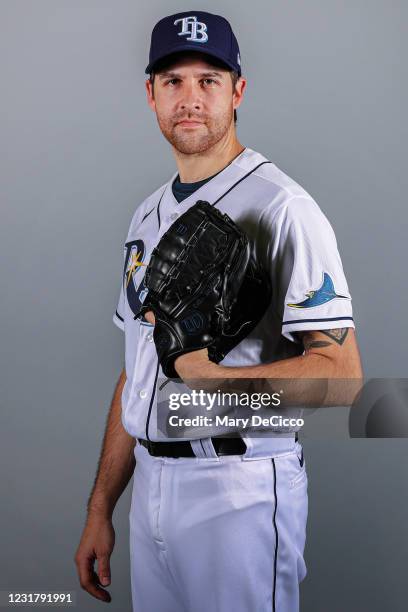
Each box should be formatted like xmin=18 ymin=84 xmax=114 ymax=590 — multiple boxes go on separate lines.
xmin=148 ymin=52 xmax=239 ymax=124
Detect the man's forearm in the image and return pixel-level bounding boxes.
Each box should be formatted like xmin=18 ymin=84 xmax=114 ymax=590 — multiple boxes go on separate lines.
xmin=176 ymin=328 xmax=363 ymax=381
xmin=174 ymin=329 xmax=364 ymax=407
xmin=87 ymin=368 xmax=136 ymax=520
xmin=176 ymin=350 xmax=337 ymax=380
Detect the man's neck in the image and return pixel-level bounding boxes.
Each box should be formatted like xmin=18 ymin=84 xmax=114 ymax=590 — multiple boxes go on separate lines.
xmin=173 ymin=134 xmax=246 ymax=184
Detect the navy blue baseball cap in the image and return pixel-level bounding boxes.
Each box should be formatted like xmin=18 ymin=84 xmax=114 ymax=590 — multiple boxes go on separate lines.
xmin=145 ymin=11 xmax=241 ymax=76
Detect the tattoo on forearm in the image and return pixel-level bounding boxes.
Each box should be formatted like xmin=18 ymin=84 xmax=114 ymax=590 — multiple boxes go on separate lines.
xmin=321 ymin=328 xmax=349 ymax=345
xmin=304 ymin=340 xmax=332 ymax=350
xmin=299 ymin=328 xmax=349 ymax=350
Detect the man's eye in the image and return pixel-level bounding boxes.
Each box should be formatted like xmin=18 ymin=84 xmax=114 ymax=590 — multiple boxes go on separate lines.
xmin=167 ymin=78 xmax=180 ymax=86
xmin=202 ymin=78 xmax=216 ymax=85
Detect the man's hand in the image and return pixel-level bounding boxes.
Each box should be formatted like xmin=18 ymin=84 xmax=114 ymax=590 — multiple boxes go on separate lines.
xmin=74 ymin=514 xmax=115 ymax=603
xmin=74 ymin=367 xmax=134 ymax=604
xmin=144 ymin=310 xmax=155 ymax=326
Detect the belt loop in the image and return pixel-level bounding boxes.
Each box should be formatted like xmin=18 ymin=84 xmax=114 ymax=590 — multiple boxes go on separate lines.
xmin=190 ymin=438 xmax=220 ymax=460
xmin=189 ymin=439 xmax=207 ymax=458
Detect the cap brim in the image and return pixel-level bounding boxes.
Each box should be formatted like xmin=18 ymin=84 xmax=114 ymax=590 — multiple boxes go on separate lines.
xmin=145 ymin=46 xmax=239 ymax=75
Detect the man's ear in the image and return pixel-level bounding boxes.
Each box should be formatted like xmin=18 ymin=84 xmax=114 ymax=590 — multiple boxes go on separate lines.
xmin=233 ymin=77 xmax=247 ymax=112
xmin=145 ymin=79 xmax=156 ymax=112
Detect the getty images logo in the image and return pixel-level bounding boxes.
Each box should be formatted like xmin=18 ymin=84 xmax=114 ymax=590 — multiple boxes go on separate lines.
xmin=174 ymin=16 xmax=209 ymax=43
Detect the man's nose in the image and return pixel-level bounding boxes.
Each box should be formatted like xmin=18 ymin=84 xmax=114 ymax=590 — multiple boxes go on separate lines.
xmin=178 ymin=81 xmax=202 ymax=112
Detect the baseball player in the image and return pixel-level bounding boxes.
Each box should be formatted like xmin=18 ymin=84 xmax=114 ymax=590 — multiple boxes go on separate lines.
xmin=75 ymin=10 xmax=363 ymax=612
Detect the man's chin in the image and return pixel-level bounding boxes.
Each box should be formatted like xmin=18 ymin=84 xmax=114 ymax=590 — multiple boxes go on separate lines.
xmin=170 ymin=136 xmax=214 ymax=156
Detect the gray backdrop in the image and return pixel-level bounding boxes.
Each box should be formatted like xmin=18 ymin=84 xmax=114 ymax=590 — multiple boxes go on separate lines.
xmin=1 ymin=1 xmax=407 ymax=610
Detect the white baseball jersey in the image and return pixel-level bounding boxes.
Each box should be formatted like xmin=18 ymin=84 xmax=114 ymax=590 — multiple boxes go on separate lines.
xmin=113 ymin=147 xmax=354 ymax=444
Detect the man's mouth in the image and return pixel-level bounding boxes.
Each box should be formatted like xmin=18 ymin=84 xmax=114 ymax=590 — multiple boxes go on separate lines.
xmin=176 ymin=120 xmax=204 ymax=127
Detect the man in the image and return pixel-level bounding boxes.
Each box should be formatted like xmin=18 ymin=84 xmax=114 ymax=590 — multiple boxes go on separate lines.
xmin=75 ymin=10 xmax=363 ymax=611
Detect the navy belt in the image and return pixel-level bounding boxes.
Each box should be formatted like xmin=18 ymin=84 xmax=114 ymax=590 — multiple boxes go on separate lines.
xmin=138 ymin=436 xmax=247 ymax=458
xmin=138 ymin=433 xmax=299 ymax=458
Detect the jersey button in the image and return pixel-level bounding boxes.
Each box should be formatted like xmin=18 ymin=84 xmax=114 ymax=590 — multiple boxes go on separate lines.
xmin=146 ymin=333 xmax=154 ymax=342
xmin=139 ymin=389 xmax=147 ymax=399
xmin=169 ymin=212 xmax=179 ymax=222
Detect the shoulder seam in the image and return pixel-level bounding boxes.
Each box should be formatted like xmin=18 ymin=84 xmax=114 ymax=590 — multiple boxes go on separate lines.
xmin=259 ymin=193 xmax=316 ymax=226
xmin=250 ymin=163 xmax=307 ymax=199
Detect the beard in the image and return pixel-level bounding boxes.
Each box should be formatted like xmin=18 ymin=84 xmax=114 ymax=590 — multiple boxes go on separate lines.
xmin=156 ymin=108 xmax=233 ymax=155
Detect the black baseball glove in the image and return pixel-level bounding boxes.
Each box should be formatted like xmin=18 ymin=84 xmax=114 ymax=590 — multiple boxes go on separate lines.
xmin=135 ymin=200 xmax=271 ymax=378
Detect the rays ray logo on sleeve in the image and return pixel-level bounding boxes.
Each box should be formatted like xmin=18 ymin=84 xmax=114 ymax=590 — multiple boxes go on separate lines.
xmin=287 ymin=272 xmax=349 ymax=308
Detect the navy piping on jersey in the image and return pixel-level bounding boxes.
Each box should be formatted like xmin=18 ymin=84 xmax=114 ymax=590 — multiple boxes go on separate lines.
xmin=139 ymin=188 xmax=166 ymax=229
xmin=115 ymin=310 xmax=124 ymax=323
xmin=144 ymin=159 xmax=272 ymax=442
xmin=145 ymin=360 xmax=160 ymax=442
xmin=271 ymin=458 xmax=279 ymax=612
xmin=211 ymin=161 xmax=272 ymax=208
xmin=156 ymin=189 xmax=165 ymax=228
xmin=141 ymin=207 xmax=155 ymax=224
xmin=282 ymin=316 xmax=354 ymax=326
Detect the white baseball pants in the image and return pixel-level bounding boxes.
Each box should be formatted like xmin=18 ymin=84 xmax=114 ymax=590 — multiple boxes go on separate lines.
xmin=129 ymin=439 xmax=308 ymax=612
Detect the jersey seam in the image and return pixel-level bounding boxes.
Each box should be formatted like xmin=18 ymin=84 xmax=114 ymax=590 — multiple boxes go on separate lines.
xmin=259 ymin=194 xmax=317 ymax=230
xmin=233 ymin=159 xmax=310 ymax=200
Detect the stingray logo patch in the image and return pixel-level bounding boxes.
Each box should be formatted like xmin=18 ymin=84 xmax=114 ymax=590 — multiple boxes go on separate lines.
xmin=287 ymin=272 xmax=349 ymax=309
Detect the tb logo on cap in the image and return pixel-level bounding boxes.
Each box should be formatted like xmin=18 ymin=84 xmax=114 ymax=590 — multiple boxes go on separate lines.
xmin=174 ymin=16 xmax=208 ymax=43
